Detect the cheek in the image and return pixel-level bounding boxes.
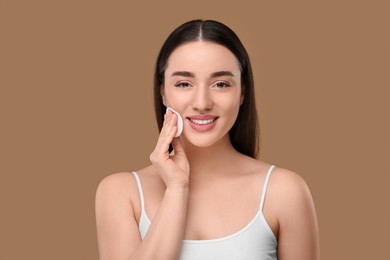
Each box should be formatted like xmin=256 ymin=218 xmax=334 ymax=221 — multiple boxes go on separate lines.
xmin=213 ymin=95 xmax=241 ymax=127
xmin=215 ymin=90 xmax=242 ymax=110
xmin=163 ymin=89 xmax=191 ymax=109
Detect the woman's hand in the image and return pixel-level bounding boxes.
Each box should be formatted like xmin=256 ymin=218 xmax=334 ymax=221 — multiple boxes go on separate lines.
xmin=96 ymin=110 xmax=190 ymax=260
xmin=149 ymin=109 xmax=190 ymax=188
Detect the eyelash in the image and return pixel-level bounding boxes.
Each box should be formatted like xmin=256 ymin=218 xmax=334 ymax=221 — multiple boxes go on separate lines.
xmin=175 ymin=81 xmax=192 ymax=88
xmin=213 ymin=81 xmax=231 ymax=88
xmin=174 ymin=81 xmax=231 ymax=88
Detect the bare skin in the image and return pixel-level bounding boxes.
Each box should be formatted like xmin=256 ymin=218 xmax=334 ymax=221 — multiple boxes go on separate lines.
xmin=95 ymin=41 xmax=320 ymax=260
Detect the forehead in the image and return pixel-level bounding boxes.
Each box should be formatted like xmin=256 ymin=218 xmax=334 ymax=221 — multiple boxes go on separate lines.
xmin=165 ymin=41 xmax=241 ymax=77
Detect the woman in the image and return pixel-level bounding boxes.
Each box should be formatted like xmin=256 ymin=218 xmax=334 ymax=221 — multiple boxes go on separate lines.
xmin=95 ymin=19 xmax=320 ymax=260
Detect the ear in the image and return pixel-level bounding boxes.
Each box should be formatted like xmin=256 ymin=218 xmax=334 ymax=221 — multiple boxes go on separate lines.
xmin=240 ymin=85 xmax=245 ymax=105
xmin=160 ymin=85 xmax=166 ymax=106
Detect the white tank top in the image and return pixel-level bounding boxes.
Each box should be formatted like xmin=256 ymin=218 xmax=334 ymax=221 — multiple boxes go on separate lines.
xmin=132 ymin=165 xmax=278 ymax=260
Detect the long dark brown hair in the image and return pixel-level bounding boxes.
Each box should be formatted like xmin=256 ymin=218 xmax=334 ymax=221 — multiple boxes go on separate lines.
xmin=153 ymin=19 xmax=260 ymax=158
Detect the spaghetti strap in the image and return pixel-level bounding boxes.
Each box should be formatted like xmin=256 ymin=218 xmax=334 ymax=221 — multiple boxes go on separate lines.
xmin=132 ymin=172 xmax=145 ymax=212
xmin=260 ymin=165 xmax=276 ymax=212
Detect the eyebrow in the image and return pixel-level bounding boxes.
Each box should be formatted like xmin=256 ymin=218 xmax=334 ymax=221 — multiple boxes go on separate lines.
xmin=210 ymin=71 xmax=235 ymax=78
xmin=170 ymin=71 xmax=235 ymax=78
xmin=171 ymin=71 xmax=195 ymax=77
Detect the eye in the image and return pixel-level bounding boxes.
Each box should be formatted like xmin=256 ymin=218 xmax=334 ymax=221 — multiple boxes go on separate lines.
xmin=175 ymin=81 xmax=192 ymax=88
xmin=213 ymin=81 xmax=231 ymax=88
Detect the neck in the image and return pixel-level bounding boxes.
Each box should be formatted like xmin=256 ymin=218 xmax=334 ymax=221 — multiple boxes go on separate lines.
xmin=181 ymin=135 xmax=240 ymax=179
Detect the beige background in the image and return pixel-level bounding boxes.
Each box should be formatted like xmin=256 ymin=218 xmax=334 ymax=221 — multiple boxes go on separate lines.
xmin=0 ymin=1 xmax=389 ymax=259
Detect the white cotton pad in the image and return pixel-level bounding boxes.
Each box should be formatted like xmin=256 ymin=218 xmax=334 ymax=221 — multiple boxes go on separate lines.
xmin=166 ymin=107 xmax=183 ymax=137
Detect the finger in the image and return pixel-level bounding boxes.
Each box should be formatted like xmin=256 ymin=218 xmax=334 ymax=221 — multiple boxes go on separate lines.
xmin=154 ymin=111 xmax=178 ymax=155
xmin=160 ymin=111 xmax=177 ymax=140
xmin=155 ymin=110 xmax=173 ymax=144
xmin=171 ymin=137 xmax=186 ymax=157
xmin=160 ymin=109 xmax=172 ymax=135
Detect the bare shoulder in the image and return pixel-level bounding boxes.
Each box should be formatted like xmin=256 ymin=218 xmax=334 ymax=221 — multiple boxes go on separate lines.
xmin=96 ymin=171 xmax=135 ymax=198
xmin=270 ymin=167 xmax=311 ymax=194
xmin=268 ymin=167 xmax=320 ymax=258
xmin=95 ymin=165 xmax=158 ymax=209
xmin=95 ymin=172 xmax=137 ymax=217
xmin=96 ymin=165 xmax=155 ymax=192
xmin=95 ymin=169 xmax=154 ymax=259
xmin=268 ymin=166 xmax=317 ymax=221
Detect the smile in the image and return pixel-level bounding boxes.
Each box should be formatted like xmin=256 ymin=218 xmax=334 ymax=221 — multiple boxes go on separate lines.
xmin=189 ymin=119 xmax=216 ymax=125
xmin=187 ymin=115 xmax=219 ymax=132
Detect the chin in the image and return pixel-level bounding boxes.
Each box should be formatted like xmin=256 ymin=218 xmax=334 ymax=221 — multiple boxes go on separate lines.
xmin=182 ymin=133 xmax=228 ymax=149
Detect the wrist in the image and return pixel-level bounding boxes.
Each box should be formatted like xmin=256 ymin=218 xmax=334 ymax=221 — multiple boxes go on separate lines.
xmin=165 ymin=184 xmax=189 ymax=197
xmin=165 ymin=178 xmax=189 ymax=190
xmin=166 ymin=183 xmax=189 ymax=191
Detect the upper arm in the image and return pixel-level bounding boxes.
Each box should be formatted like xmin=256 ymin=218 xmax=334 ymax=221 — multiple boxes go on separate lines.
xmin=273 ymin=169 xmax=320 ymax=260
xmin=95 ymin=172 xmax=142 ymax=260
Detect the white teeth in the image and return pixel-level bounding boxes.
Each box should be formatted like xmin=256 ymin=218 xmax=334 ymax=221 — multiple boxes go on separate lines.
xmin=190 ymin=119 xmax=215 ymax=125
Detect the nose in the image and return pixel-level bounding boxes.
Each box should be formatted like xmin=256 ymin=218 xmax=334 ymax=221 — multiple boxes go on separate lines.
xmin=191 ymin=86 xmax=213 ymax=112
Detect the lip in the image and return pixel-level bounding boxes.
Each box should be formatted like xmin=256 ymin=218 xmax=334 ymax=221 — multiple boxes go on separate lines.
xmin=186 ymin=115 xmax=218 ymax=132
xmin=187 ymin=114 xmax=218 ymax=120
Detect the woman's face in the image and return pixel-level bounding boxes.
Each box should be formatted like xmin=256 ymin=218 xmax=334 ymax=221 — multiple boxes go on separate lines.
xmin=162 ymin=41 xmax=242 ymax=148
